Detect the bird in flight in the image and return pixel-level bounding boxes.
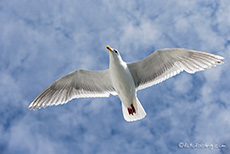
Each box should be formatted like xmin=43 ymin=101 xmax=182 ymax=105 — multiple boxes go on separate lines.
xmin=29 ymin=46 xmax=224 ymax=122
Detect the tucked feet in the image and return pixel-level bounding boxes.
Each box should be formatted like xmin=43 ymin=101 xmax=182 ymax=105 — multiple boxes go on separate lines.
xmin=128 ymin=104 xmax=136 ymax=115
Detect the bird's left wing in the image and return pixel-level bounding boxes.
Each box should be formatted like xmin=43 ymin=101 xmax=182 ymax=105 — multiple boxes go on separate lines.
xmin=128 ymin=48 xmax=224 ymax=90
xmin=29 ymin=69 xmax=116 ymax=109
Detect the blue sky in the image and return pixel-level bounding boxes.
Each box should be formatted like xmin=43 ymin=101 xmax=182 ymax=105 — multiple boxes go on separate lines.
xmin=0 ymin=0 xmax=230 ymax=154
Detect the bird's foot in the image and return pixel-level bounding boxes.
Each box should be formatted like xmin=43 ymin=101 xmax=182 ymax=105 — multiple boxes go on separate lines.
xmin=128 ymin=104 xmax=136 ymax=115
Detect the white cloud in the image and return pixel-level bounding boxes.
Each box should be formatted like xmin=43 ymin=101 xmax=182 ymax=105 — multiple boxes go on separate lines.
xmin=0 ymin=0 xmax=229 ymax=154
xmin=173 ymin=73 xmax=193 ymax=94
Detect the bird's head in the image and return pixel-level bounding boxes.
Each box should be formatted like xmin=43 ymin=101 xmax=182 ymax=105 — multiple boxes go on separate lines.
xmin=106 ymin=45 xmax=123 ymax=62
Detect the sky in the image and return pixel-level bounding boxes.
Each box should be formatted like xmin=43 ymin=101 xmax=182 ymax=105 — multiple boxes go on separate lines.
xmin=0 ymin=0 xmax=230 ymax=154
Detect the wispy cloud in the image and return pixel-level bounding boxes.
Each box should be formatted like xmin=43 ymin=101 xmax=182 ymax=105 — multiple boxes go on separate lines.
xmin=0 ymin=0 xmax=229 ymax=154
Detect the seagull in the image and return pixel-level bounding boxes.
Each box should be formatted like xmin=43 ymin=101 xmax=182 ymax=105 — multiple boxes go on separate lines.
xmin=29 ymin=46 xmax=224 ymax=122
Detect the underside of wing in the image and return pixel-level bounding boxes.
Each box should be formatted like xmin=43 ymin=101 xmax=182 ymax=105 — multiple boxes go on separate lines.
xmin=29 ymin=69 xmax=116 ymax=109
xmin=128 ymin=48 xmax=224 ymax=90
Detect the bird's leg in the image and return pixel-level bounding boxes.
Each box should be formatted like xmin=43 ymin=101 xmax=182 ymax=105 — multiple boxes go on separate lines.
xmin=128 ymin=104 xmax=136 ymax=115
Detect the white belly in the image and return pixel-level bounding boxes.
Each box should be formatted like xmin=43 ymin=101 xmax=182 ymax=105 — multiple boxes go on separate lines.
xmin=110 ymin=62 xmax=136 ymax=107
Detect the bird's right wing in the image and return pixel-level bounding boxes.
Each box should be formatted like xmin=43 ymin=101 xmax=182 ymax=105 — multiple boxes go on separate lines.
xmin=128 ymin=48 xmax=224 ymax=90
xmin=29 ymin=69 xmax=116 ymax=109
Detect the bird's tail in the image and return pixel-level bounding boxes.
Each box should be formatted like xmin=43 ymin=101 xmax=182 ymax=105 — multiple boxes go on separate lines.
xmin=121 ymin=98 xmax=146 ymax=122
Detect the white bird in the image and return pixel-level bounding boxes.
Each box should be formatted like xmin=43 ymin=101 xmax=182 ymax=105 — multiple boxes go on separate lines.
xmin=29 ymin=46 xmax=224 ymax=122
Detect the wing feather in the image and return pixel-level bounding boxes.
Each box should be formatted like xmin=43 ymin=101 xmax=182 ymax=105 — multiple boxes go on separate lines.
xmin=128 ymin=48 xmax=224 ymax=90
xmin=29 ymin=69 xmax=116 ymax=109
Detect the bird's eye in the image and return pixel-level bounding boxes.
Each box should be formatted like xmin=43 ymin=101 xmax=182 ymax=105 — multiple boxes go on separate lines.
xmin=114 ymin=50 xmax=118 ymax=54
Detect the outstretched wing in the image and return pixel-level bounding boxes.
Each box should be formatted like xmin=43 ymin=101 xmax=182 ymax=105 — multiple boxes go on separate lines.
xmin=29 ymin=69 xmax=116 ymax=109
xmin=128 ymin=48 xmax=224 ymax=90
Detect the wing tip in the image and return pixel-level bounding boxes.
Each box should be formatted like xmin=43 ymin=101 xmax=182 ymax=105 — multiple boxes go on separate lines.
xmin=28 ymin=102 xmax=45 ymax=110
xmin=216 ymin=60 xmax=224 ymax=64
xmin=216 ymin=55 xmax=224 ymax=60
xmin=28 ymin=103 xmax=34 ymax=110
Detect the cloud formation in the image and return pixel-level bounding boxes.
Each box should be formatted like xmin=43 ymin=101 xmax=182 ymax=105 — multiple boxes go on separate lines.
xmin=0 ymin=0 xmax=229 ymax=154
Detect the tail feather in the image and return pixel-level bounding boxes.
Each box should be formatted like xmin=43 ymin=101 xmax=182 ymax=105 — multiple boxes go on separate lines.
xmin=121 ymin=98 xmax=146 ymax=122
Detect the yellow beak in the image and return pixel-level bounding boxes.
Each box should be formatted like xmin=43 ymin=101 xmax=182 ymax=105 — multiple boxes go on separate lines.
xmin=106 ymin=45 xmax=113 ymax=52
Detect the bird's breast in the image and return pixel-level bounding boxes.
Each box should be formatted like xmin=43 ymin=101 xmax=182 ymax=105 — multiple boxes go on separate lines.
xmin=110 ymin=62 xmax=136 ymax=104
